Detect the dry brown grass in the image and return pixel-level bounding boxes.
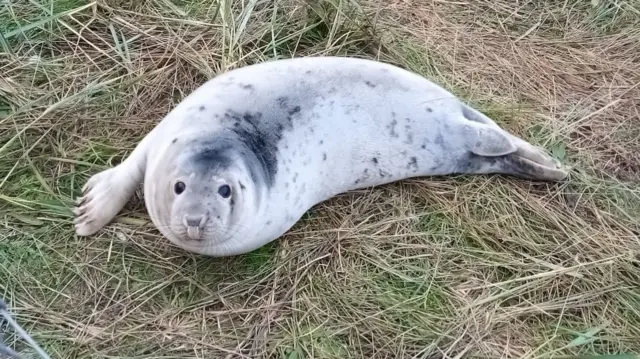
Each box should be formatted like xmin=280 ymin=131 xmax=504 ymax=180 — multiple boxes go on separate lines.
xmin=1 ymin=0 xmax=639 ymax=358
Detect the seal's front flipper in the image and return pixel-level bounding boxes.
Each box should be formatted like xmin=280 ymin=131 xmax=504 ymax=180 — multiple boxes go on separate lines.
xmin=461 ymin=121 xmax=517 ymax=157
xmin=74 ymin=150 xmax=146 ymax=236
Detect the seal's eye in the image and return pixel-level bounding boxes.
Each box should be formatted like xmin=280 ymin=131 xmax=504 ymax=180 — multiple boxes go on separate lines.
xmin=217 ymin=184 xmax=231 ymax=198
xmin=174 ymin=181 xmax=186 ymax=195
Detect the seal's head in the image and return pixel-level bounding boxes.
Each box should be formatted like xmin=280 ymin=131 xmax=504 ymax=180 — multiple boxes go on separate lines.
xmin=147 ymin=135 xmax=260 ymax=254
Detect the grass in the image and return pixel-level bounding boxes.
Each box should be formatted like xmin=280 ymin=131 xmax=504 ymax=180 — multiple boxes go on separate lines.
xmin=1 ymin=0 xmax=639 ymax=357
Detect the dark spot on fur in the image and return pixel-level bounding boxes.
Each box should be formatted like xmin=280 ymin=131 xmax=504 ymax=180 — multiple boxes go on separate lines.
xmin=230 ymin=198 xmax=235 ymax=206
xmin=191 ymin=143 xmax=236 ymax=170
xmin=276 ymin=124 xmax=285 ymax=139
xmin=457 ymin=153 xmax=492 ymax=173
xmin=323 ymin=153 xmax=327 ymax=161
xmin=355 ymin=168 xmax=371 ymax=185
xmin=241 ymin=84 xmax=253 ymax=90
xmin=239 ymin=181 xmax=246 ymax=190
xmin=288 ymin=106 xmax=301 ymax=116
xmin=372 ymin=157 xmax=379 ymax=164
xmin=365 ymin=81 xmax=376 ymax=88
xmin=266 ymin=221 xmax=272 ymax=225
xmin=199 ymin=106 xmax=205 ymax=111
xmin=305 ymin=70 xmax=312 ymax=75
xmin=407 ymin=157 xmax=418 ymax=172
xmin=285 ymin=182 xmax=289 ymax=188
xmin=435 ymin=134 xmax=444 ymax=146
xmin=426 ymin=107 xmax=433 ymax=113
xmin=319 ymin=140 xmax=324 ymax=145
xmin=277 ymin=97 xmax=289 ymax=109
xmin=387 ymin=119 xmax=398 ymax=138
xmin=217 ymin=215 xmax=221 ymax=220
xmin=421 ymin=144 xmax=427 ymax=149
xmin=172 ymin=138 xmax=178 ymax=143
xmin=293 ymin=172 xmax=298 ymax=183
xmin=222 ymin=110 xmax=283 ymax=187
xmin=404 ymin=125 xmax=414 ymax=144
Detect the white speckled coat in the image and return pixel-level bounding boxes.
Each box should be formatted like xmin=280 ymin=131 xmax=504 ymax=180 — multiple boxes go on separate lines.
xmin=74 ymin=56 xmax=568 ymax=256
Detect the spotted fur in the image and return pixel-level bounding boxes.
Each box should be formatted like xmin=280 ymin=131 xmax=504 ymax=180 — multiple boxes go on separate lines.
xmin=73 ymin=56 xmax=569 ymax=256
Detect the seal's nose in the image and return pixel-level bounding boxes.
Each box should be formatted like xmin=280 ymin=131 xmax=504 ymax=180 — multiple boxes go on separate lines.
xmin=185 ymin=216 xmax=203 ymax=227
xmin=182 ymin=214 xmax=208 ymax=240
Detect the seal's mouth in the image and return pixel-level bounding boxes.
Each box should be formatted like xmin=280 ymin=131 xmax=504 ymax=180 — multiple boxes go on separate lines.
xmin=181 ymin=213 xmax=209 ymax=241
xmin=186 ymin=226 xmax=202 ymax=240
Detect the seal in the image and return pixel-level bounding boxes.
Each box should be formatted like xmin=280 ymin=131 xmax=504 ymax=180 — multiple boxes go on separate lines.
xmin=73 ymin=56 xmax=569 ymax=256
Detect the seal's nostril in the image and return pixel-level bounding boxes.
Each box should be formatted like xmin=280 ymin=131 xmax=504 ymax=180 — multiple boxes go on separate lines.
xmin=185 ymin=216 xmax=202 ymax=227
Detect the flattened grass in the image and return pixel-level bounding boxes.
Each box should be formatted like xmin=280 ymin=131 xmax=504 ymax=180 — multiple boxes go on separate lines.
xmin=1 ymin=0 xmax=639 ymax=358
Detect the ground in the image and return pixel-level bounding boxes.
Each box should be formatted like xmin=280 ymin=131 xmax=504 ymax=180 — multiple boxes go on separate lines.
xmin=1 ymin=0 xmax=639 ymax=358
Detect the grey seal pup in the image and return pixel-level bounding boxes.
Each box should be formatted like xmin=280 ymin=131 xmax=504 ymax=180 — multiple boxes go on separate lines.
xmin=73 ymin=56 xmax=569 ymax=256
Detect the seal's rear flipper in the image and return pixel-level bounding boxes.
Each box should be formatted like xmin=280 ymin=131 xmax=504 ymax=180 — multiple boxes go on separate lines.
xmin=458 ymin=152 xmax=569 ymax=182
xmin=457 ymin=118 xmax=569 ymax=181
xmin=509 ymin=135 xmax=561 ymax=169
xmin=459 ymin=102 xmax=569 ymax=181
xmin=461 ymin=121 xmax=517 ymax=157
xmin=501 ymin=153 xmax=569 ymax=182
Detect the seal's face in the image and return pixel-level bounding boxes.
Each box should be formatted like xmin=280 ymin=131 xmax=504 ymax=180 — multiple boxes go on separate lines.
xmin=159 ymin=141 xmax=251 ymax=250
xmin=169 ymin=171 xmax=236 ymax=243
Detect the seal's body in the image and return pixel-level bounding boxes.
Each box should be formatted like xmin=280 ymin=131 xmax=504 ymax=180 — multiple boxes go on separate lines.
xmin=74 ymin=56 xmax=568 ymax=256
